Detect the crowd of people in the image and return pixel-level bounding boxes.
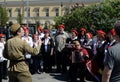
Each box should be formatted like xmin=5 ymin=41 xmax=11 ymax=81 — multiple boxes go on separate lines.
xmin=0 ymin=21 xmax=120 ymax=82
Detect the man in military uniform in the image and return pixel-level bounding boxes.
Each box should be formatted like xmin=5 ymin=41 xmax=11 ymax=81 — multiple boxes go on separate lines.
xmin=54 ymin=24 xmax=69 ymax=73
xmin=3 ymin=23 xmax=42 ymax=82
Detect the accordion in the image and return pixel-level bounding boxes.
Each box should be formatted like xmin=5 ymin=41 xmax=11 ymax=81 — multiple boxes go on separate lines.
xmin=72 ymin=50 xmax=85 ymax=63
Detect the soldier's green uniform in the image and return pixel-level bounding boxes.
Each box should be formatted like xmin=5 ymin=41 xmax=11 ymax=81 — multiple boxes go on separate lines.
xmin=3 ymin=23 xmax=41 ymax=82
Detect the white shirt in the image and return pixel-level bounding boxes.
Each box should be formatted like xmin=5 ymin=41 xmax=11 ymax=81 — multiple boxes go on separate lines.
xmin=0 ymin=42 xmax=6 ymax=62
xmin=39 ymin=33 xmax=45 ymax=39
xmin=22 ymin=36 xmax=33 ymax=47
xmin=72 ymin=36 xmax=78 ymax=40
xmin=44 ymin=37 xmax=50 ymax=52
xmin=22 ymin=36 xmax=33 ymax=59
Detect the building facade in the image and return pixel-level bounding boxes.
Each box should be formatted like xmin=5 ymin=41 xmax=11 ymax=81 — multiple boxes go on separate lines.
xmin=0 ymin=0 xmax=103 ymax=29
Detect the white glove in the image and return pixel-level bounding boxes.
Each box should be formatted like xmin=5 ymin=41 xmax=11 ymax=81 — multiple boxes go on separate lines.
xmin=0 ymin=57 xmax=4 ymax=62
xmin=25 ymin=54 xmax=31 ymax=59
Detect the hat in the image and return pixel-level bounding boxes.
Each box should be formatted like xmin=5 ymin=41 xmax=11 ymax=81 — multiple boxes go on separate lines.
xmin=44 ymin=30 xmax=50 ymax=34
xmin=24 ymin=28 xmax=30 ymax=33
xmin=110 ymin=28 xmax=116 ymax=36
xmin=10 ymin=23 xmax=21 ymax=34
xmin=58 ymin=24 xmax=65 ymax=29
xmin=97 ymin=30 xmax=106 ymax=38
xmin=72 ymin=29 xmax=78 ymax=36
xmin=38 ymin=27 xmax=43 ymax=32
xmin=0 ymin=34 xmax=5 ymax=38
xmin=97 ymin=30 xmax=106 ymax=35
xmin=87 ymin=32 xmax=93 ymax=38
xmin=80 ymin=27 xmax=86 ymax=32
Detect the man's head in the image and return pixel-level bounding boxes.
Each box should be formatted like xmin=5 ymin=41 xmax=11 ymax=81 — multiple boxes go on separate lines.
xmin=114 ymin=21 xmax=120 ymax=37
xmin=58 ymin=24 xmax=65 ymax=33
xmin=33 ymin=34 xmax=39 ymax=41
xmin=10 ymin=23 xmax=24 ymax=36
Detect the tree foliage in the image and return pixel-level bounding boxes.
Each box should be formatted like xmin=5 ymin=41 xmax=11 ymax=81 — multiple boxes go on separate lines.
xmin=0 ymin=7 xmax=9 ymax=27
xmin=54 ymin=0 xmax=120 ymax=33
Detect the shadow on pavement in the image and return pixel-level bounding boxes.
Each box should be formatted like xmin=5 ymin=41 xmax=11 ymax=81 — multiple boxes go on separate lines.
xmin=50 ymin=73 xmax=68 ymax=81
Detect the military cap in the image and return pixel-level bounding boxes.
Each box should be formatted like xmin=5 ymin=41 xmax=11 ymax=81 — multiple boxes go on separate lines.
xmin=10 ymin=23 xmax=21 ymax=34
xmin=97 ymin=30 xmax=106 ymax=35
xmin=24 ymin=28 xmax=30 ymax=33
xmin=97 ymin=30 xmax=106 ymax=38
xmin=44 ymin=29 xmax=50 ymax=34
xmin=38 ymin=27 xmax=43 ymax=32
xmin=72 ymin=29 xmax=78 ymax=36
xmin=80 ymin=27 xmax=86 ymax=32
xmin=0 ymin=34 xmax=5 ymax=38
xmin=87 ymin=32 xmax=93 ymax=38
xmin=58 ymin=24 xmax=65 ymax=29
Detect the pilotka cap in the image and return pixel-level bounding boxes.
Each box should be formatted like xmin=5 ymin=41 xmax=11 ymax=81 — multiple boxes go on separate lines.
xmin=10 ymin=23 xmax=21 ymax=34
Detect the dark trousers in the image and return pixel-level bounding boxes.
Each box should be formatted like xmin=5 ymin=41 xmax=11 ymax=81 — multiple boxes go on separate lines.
xmin=43 ymin=53 xmax=52 ymax=73
xmin=0 ymin=60 xmax=8 ymax=82
xmin=32 ymin=56 xmax=41 ymax=73
xmin=0 ymin=62 xmax=3 ymax=82
xmin=26 ymin=59 xmax=33 ymax=74
xmin=2 ymin=60 xmax=8 ymax=79
xmin=56 ymin=51 xmax=67 ymax=73
xmin=68 ymin=63 xmax=85 ymax=82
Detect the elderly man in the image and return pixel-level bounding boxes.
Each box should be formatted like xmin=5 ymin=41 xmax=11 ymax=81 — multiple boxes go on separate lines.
xmin=3 ymin=23 xmax=42 ymax=82
xmin=54 ymin=24 xmax=69 ymax=73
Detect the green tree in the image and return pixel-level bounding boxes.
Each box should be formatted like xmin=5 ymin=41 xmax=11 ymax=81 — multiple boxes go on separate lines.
xmin=54 ymin=0 xmax=120 ymax=33
xmin=54 ymin=16 xmax=65 ymax=28
xmin=0 ymin=7 xmax=9 ymax=26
